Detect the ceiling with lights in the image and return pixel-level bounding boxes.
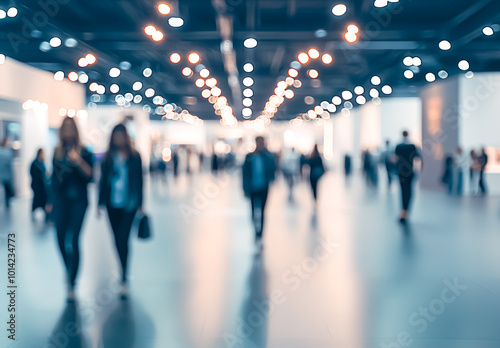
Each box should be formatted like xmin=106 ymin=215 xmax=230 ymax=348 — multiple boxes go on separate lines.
xmin=1 ymin=0 xmax=500 ymax=123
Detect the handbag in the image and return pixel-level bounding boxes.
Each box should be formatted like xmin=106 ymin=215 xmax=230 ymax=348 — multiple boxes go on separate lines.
xmin=137 ymin=213 xmax=152 ymax=240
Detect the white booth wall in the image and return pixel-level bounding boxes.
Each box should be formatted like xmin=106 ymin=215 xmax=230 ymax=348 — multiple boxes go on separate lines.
xmin=0 ymin=57 xmax=85 ymax=197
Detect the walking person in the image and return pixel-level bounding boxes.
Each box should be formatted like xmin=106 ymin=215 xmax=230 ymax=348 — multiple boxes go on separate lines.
xmin=478 ymin=147 xmax=488 ymax=195
xmin=242 ymin=136 xmax=276 ymax=249
xmin=308 ymin=144 xmax=325 ymax=207
xmin=47 ymin=117 xmax=93 ymax=301
xmin=98 ymin=124 xmax=143 ymax=297
xmin=30 ymin=148 xmax=49 ymax=221
xmin=395 ymin=131 xmax=421 ymax=224
xmin=0 ymin=138 xmax=15 ymax=210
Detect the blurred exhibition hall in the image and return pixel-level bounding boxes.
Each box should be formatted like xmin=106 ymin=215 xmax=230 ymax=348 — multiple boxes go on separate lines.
xmin=1 ymin=0 xmax=500 ymax=347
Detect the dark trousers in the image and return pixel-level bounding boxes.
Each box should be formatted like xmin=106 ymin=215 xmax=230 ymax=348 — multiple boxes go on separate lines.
xmin=107 ymin=206 xmax=137 ymax=283
xmin=479 ymin=170 xmax=487 ymax=194
xmin=385 ymin=163 xmax=393 ymax=185
xmin=54 ymin=199 xmax=88 ymax=287
xmin=310 ymin=178 xmax=320 ymax=201
xmin=399 ymin=173 xmax=414 ymax=211
xmin=3 ymin=181 xmax=14 ymax=208
xmin=250 ymin=188 xmax=269 ymax=239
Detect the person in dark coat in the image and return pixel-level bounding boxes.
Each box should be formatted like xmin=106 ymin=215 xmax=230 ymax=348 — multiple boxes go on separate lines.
xmin=395 ymin=131 xmax=422 ymax=224
xmin=242 ymin=136 xmax=276 ymax=248
xmin=98 ymin=124 xmax=143 ymax=297
xmin=30 ymin=148 xmax=49 ymax=220
xmin=47 ymin=117 xmax=94 ymax=301
xmin=308 ymin=145 xmax=325 ymax=206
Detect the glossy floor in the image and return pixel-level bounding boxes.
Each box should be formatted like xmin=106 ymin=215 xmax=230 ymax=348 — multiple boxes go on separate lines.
xmin=1 ymin=172 xmax=500 ymax=348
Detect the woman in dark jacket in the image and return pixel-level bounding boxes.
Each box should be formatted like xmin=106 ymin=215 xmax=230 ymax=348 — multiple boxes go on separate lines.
xmin=308 ymin=144 xmax=325 ymax=205
xmin=98 ymin=124 xmax=143 ymax=296
xmin=30 ymin=148 xmax=49 ymax=220
xmin=47 ymin=117 xmax=93 ymax=301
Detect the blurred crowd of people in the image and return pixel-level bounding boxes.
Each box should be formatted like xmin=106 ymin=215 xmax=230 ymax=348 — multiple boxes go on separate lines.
xmin=442 ymin=147 xmax=489 ymax=195
xmin=0 ymin=118 xmax=494 ymax=300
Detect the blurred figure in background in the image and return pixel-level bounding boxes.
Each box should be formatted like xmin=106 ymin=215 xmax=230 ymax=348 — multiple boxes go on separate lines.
xmin=442 ymin=155 xmax=453 ymax=193
xmin=242 ymin=136 xmax=276 ymax=249
xmin=211 ymin=150 xmax=219 ymax=175
xmin=452 ymin=147 xmax=466 ymax=195
xmin=99 ymin=124 xmax=143 ymax=297
xmin=299 ymin=152 xmax=307 ymax=179
xmin=199 ymin=152 xmax=205 ymax=172
xmin=362 ymin=149 xmax=378 ymax=187
xmin=382 ymin=140 xmax=395 ymax=187
xmin=30 ymin=148 xmax=49 ymax=221
xmin=47 ymin=117 xmax=93 ymax=301
xmin=281 ymin=147 xmax=300 ymax=201
xmin=344 ymin=154 xmax=352 ymax=180
xmin=308 ymin=144 xmax=325 ymax=208
xmin=0 ymin=138 xmax=15 ymax=210
xmin=469 ymin=150 xmax=480 ymax=194
xmin=395 ymin=131 xmax=421 ymax=224
xmin=172 ymin=149 xmax=179 ymax=178
xmin=478 ymin=147 xmax=488 ymax=195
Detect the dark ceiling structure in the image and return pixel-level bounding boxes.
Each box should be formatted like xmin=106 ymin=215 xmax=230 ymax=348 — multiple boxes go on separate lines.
xmin=1 ymin=0 xmax=500 ymax=121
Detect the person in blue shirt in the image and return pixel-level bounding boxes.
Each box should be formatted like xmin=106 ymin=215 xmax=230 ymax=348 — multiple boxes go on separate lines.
xmin=242 ymin=136 xmax=276 ymax=247
xmin=99 ymin=124 xmax=143 ymax=297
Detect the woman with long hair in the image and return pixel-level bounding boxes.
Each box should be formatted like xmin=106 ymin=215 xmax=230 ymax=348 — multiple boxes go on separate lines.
xmin=98 ymin=124 xmax=143 ymax=297
xmin=47 ymin=117 xmax=93 ymax=301
xmin=308 ymin=144 xmax=325 ymax=206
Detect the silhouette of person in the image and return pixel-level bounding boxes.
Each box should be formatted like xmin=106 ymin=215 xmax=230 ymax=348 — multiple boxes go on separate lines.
xmin=382 ymin=140 xmax=395 ymax=186
xmin=344 ymin=154 xmax=352 ymax=179
xmin=281 ymin=147 xmax=300 ymax=201
xmin=478 ymin=147 xmax=488 ymax=194
xmin=452 ymin=147 xmax=466 ymax=195
xmin=395 ymin=131 xmax=421 ymax=224
xmin=308 ymin=144 xmax=325 ymax=206
xmin=242 ymin=136 xmax=276 ymax=248
xmin=30 ymin=148 xmax=49 ymax=221
xmin=98 ymin=124 xmax=144 ymax=297
xmin=47 ymin=117 xmax=93 ymax=301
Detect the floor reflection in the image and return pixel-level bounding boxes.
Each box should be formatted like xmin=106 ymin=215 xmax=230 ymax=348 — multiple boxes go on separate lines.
xmin=101 ymin=298 xmax=155 ymax=348
xmin=48 ymin=302 xmax=90 ymax=348
xmin=239 ymin=254 xmax=269 ymax=348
